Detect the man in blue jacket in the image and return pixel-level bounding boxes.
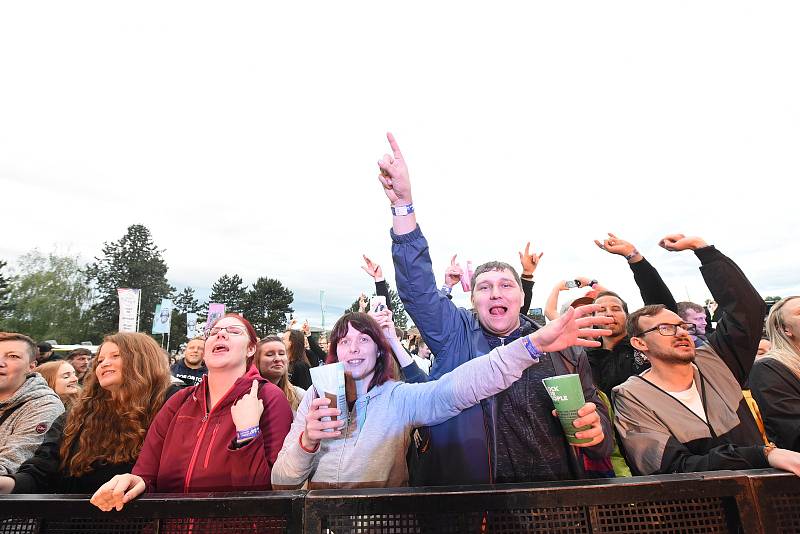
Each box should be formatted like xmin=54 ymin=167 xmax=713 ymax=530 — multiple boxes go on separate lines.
xmin=376 ymin=133 xmax=613 ymax=485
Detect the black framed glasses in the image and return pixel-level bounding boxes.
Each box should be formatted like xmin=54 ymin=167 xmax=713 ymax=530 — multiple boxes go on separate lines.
xmin=638 ymin=322 xmax=697 ymax=337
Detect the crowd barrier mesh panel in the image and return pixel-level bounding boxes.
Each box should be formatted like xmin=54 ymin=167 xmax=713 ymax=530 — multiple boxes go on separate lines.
xmin=590 ymin=497 xmax=729 ymax=533
xmin=771 ymin=493 xmax=800 ymax=533
xmin=0 ymin=517 xmax=289 ymax=534
xmin=322 ymin=506 xmax=591 ymax=534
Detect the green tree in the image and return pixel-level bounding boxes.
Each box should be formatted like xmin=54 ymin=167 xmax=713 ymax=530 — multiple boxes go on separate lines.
xmin=206 ymin=274 xmax=248 ymax=315
xmin=170 ymin=286 xmax=202 ymax=347
xmin=0 ymin=260 xmax=12 ymax=319
xmin=344 ymin=284 xmax=409 ymax=330
xmin=243 ymin=277 xmax=294 ymax=337
xmin=0 ymin=251 xmax=91 ymax=342
xmin=85 ymin=225 xmax=174 ymax=341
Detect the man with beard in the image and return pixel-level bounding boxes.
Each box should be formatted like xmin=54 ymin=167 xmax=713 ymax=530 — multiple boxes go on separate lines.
xmin=613 ymin=234 xmax=800 ymax=476
xmin=170 ymin=337 xmax=207 ymax=387
xmin=66 ymin=348 xmax=92 ymax=385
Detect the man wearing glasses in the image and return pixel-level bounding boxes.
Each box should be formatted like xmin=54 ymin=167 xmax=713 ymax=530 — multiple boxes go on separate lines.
xmin=613 ymin=234 xmax=800 ymax=476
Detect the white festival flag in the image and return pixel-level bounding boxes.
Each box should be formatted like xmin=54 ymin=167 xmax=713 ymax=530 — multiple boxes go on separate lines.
xmin=186 ymin=313 xmax=198 ymax=339
xmin=152 ymin=299 xmax=173 ymax=334
xmin=117 ymin=288 xmax=141 ymax=333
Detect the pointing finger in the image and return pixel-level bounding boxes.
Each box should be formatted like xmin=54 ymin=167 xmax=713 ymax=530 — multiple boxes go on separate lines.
xmin=451 ymin=254 xmax=457 ymax=265
xmin=386 ymin=132 xmax=404 ymax=159
xmin=524 ymin=242 xmax=530 ymax=256
xmin=250 ymin=379 xmax=259 ymax=397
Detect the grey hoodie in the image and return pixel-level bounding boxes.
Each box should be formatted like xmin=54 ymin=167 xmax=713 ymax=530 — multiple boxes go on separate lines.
xmin=0 ymin=373 xmax=64 ymax=475
xmin=271 ymin=337 xmax=542 ymax=489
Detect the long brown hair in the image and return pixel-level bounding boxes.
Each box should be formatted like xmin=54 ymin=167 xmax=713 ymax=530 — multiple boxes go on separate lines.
xmin=60 ymin=332 xmax=172 ymax=477
xmin=285 ymin=329 xmax=310 ymax=366
xmin=257 ymin=336 xmax=302 ymax=411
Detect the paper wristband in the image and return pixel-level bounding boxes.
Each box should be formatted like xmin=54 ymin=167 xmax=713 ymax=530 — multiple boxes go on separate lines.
xmin=523 ymin=337 xmax=543 ymax=362
xmin=236 ymin=426 xmax=261 ymax=441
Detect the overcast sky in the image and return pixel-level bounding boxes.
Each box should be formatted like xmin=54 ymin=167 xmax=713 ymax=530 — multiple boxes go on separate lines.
xmin=1 ymin=2 xmax=798 ymax=330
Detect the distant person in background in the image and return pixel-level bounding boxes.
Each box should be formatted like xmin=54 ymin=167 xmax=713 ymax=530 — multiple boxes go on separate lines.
xmin=677 ymin=301 xmax=710 ymax=345
xmin=0 ymin=332 xmax=64 ymax=475
xmin=412 ymin=340 xmax=432 ymax=374
xmin=67 ymin=348 xmax=92 ymax=385
xmin=756 ymin=338 xmax=772 ymax=357
xmin=170 ymin=337 xmax=207 ymax=387
xmin=283 ymin=329 xmax=312 ymax=390
xmin=256 ymin=336 xmax=305 ymax=414
xmin=36 ymin=342 xmax=61 ymax=364
xmin=35 ymin=360 xmax=80 ymax=410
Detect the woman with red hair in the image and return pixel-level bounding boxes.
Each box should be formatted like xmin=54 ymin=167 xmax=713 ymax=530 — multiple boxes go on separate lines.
xmin=91 ymin=314 xmax=292 ymax=511
xmin=272 ymin=307 xmax=611 ymax=489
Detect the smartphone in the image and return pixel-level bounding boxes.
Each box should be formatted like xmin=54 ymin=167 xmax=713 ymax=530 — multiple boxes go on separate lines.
xmin=370 ymin=295 xmax=387 ymax=312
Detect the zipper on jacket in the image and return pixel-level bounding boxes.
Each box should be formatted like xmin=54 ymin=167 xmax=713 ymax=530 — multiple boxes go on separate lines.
xmin=203 ymin=423 xmax=220 ymax=469
xmin=183 ymin=379 xmax=241 ymax=492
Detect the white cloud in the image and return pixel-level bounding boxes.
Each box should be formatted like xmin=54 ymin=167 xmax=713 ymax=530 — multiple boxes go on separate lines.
xmin=1 ymin=1 xmax=798 ymax=330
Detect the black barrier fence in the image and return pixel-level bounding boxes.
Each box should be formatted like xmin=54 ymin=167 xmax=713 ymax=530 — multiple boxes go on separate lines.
xmin=0 ymin=470 xmax=798 ymax=534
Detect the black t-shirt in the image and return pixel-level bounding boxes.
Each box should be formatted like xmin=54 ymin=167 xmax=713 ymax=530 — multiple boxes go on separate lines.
xmin=170 ymin=361 xmax=207 ymax=387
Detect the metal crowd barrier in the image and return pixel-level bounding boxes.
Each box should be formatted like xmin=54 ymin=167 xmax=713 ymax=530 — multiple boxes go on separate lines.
xmin=0 ymin=470 xmax=797 ymax=534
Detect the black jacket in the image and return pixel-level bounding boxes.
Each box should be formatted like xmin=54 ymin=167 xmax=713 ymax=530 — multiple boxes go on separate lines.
xmin=587 ymin=257 xmax=677 ymax=398
xmin=10 ymin=385 xmax=182 ymax=494
xmin=749 ymin=357 xmax=800 ymax=452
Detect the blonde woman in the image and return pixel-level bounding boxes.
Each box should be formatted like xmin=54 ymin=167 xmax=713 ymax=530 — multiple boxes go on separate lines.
xmin=256 ymin=336 xmax=305 ymax=413
xmin=750 ymin=297 xmax=800 ymax=451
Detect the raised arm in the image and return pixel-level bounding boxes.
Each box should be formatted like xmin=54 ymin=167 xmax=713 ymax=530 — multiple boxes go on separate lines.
xmin=595 ymin=232 xmax=677 ymax=312
xmin=519 ymin=242 xmax=543 ymax=315
xmin=362 ymin=255 xmax=393 ymax=312
xmin=659 ymin=234 xmax=766 ymax=385
xmin=378 ymin=134 xmax=465 ymax=362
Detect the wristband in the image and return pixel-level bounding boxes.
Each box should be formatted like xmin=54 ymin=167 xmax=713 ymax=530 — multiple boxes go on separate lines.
xmin=299 ymin=431 xmax=320 ymax=453
xmin=763 ymin=442 xmax=777 ymax=460
xmin=440 ymin=285 xmax=452 ymax=295
xmin=391 ymin=203 xmax=414 ymax=216
xmin=521 ymin=274 xmax=534 ymax=281
xmin=523 ymin=337 xmax=543 ymax=362
xmin=236 ymin=426 xmax=261 ymax=441
xmin=624 ymin=250 xmax=640 ymax=261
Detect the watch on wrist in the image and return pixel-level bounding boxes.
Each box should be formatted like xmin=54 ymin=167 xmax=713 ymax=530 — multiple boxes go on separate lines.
xmin=764 ymin=442 xmax=777 ymax=460
xmin=624 ymin=249 xmax=640 ymax=261
xmin=440 ymin=285 xmax=452 ymax=295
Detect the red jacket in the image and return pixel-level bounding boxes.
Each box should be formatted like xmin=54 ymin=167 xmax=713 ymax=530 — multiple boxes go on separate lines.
xmin=133 ymin=365 xmax=292 ymax=493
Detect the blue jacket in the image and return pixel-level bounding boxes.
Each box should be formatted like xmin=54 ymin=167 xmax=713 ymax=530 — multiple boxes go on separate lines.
xmin=393 ymin=225 xmax=613 ymax=485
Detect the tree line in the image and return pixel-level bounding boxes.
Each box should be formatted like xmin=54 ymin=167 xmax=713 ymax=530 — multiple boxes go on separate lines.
xmin=0 ymin=225 xmax=295 ymax=349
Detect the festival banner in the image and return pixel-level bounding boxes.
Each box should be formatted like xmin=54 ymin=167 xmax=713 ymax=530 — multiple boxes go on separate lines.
xmin=186 ymin=313 xmax=199 ymax=339
xmin=151 ymin=299 xmax=173 ymax=334
xmin=205 ymin=303 xmax=225 ymax=332
xmin=117 ymin=288 xmax=141 ymax=333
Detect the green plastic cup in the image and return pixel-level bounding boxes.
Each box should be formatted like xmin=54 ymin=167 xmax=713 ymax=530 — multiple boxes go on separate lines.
xmin=542 ymin=374 xmax=592 ymax=444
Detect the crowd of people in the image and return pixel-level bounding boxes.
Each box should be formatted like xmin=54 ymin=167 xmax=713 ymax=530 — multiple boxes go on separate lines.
xmin=0 ymin=133 xmax=798 ymax=512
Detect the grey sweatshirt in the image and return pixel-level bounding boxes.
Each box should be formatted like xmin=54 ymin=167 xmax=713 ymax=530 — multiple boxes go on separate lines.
xmin=271 ymin=336 xmax=540 ymax=489
xmin=0 ymin=373 xmax=64 ymax=475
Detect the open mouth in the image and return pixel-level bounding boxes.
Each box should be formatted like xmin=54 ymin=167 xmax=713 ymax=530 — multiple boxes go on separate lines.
xmin=212 ymin=344 xmax=229 ymax=354
xmin=489 ymin=306 xmax=508 ymax=316
xmin=673 ymin=340 xmax=692 ymax=349
xmin=101 ymin=369 xmax=115 ymax=377
xmin=346 ymin=359 xmax=365 ymax=366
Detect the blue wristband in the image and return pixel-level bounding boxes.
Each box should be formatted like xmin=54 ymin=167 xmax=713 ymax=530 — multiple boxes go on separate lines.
xmin=236 ymin=426 xmax=261 ymax=441
xmin=523 ymin=337 xmax=543 ymax=362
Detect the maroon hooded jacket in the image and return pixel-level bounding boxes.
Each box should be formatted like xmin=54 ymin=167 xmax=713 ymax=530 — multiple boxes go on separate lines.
xmin=133 ymin=365 xmax=292 ymax=493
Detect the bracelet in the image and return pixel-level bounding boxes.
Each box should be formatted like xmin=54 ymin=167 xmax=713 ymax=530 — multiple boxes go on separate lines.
xmin=299 ymin=431 xmax=320 ymax=453
xmin=523 ymin=336 xmax=544 ymax=362
xmin=440 ymin=285 xmax=452 ymax=295
xmin=521 ymin=274 xmax=534 ymax=281
xmin=763 ymin=442 xmax=777 ymax=460
xmin=624 ymin=249 xmax=640 ymax=261
xmin=236 ymin=426 xmax=261 ymax=441
xmin=391 ymin=203 xmax=414 ymax=216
